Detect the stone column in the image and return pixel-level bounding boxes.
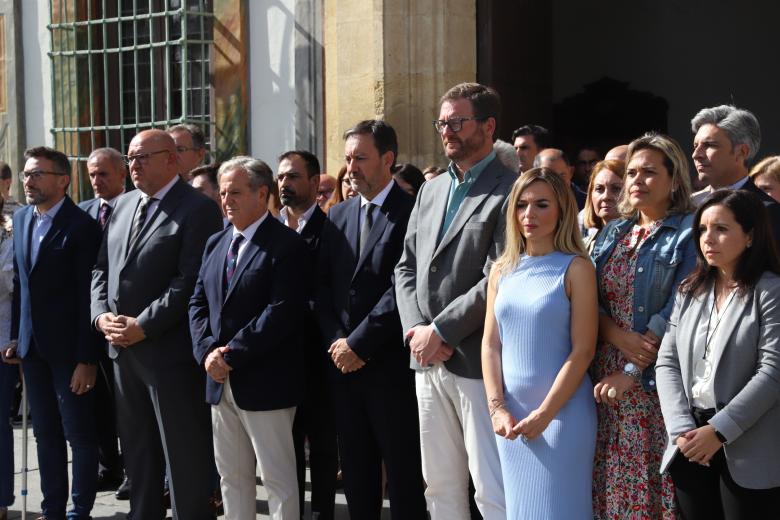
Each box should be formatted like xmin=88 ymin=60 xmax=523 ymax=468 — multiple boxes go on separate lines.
xmin=323 ymin=0 xmax=476 ymax=175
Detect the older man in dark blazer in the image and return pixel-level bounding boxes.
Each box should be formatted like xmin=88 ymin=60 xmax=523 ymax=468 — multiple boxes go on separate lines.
xmin=91 ymin=129 xmax=222 ymax=520
xmin=316 ymin=120 xmax=426 ymax=520
xmin=78 ymin=146 xmax=128 ymax=492
xmin=189 ymin=157 xmax=306 ymax=519
xmin=5 ymin=146 xmax=103 ymax=520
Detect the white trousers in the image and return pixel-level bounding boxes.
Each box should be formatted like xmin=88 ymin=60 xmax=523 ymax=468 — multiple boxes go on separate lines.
xmin=416 ymin=364 xmax=506 ymax=520
xmin=212 ymin=378 xmax=299 ymax=520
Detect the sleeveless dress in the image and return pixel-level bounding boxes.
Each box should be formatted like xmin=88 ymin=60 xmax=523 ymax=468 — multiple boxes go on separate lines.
xmin=494 ymin=252 xmax=597 ymax=519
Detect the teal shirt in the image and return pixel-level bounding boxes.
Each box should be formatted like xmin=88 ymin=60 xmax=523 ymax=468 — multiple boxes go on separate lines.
xmin=438 ymin=150 xmax=496 ymax=242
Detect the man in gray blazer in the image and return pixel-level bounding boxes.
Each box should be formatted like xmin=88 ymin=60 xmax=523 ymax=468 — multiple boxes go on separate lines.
xmin=395 ymin=82 xmax=514 ymax=520
xmin=91 ymin=129 xmax=223 ymax=520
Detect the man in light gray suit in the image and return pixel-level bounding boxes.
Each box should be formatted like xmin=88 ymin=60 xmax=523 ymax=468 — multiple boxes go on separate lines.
xmin=91 ymin=129 xmax=223 ymax=520
xmin=395 ymin=82 xmax=514 ymax=520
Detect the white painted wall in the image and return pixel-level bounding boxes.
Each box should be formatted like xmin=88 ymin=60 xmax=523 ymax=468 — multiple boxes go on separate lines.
xmin=23 ymin=0 xmax=54 ymax=148
xmin=249 ymin=0 xmax=297 ymax=167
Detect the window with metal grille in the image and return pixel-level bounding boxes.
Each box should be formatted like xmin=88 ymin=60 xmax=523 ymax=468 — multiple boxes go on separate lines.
xmin=48 ymin=0 xmax=214 ymax=200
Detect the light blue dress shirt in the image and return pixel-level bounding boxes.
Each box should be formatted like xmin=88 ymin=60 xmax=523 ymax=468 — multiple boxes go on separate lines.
xmin=30 ymin=197 xmax=66 ymax=265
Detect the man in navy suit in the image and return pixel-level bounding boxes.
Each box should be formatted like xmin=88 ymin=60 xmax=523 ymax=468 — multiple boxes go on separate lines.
xmin=78 ymin=146 xmax=127 ymax=492
xmin=189 ymin=156 xmax=307 ymax=519
xmin=316 ymin=120 xmax=427 ymax=520
xmin=4 ymin=146 xmax=102 ymax=519
xmin=276 ymin=150 xmax=338 ymax=520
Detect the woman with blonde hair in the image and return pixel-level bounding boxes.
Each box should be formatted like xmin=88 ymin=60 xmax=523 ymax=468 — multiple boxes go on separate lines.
xmin=582 ymin=159 xmax=625 ymax=252
xmin=482 ymin=168 xmax=598 ymax=519
xmin=748 ymin=155 xmax=780 ymax=202
xmin=590 ymin=132 xmax=697 ymax=518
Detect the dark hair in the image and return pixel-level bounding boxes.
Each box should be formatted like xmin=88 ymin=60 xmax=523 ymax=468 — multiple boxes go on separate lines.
xmin=24 ymin=146 xmax=71 ymax=176
xmin=679 ymin=189 xmax=780 ymax=297
xmin=167 ymin=123 xmax=206 ymax=150
xmin=440 ymin=83 xmax=501 ymax=141
xmin=392 ymin=163 xmax=425 ymax=196
xmin=278 ymin=150 xmax=321 ymax=179
xmin=511 ymin=125 xmax=552 ymax=149
xmin=190 ymin=163 xmax=220 ymax=189
xmin=343 ymin=120 xmax=398 ymax=168
xmin=0 ymin=161 xmax=11 ymax=180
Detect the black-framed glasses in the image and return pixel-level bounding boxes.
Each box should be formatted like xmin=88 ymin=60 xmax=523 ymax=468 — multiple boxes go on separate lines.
xmin=18 ymin=169 xmax=68 ymax=181
xmin=432 ymin=116 xmax=486 ymax=134
xmin=124 ymin=149 xmax=171 ymax=165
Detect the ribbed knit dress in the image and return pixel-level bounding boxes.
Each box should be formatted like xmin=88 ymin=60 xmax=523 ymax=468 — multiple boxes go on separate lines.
xmin=494 ymin=252 xmax=597 ymax=519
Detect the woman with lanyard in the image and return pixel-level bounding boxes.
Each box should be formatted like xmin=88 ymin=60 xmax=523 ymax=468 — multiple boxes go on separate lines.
xmin=657 ymin=189 xmax=780 ymax=518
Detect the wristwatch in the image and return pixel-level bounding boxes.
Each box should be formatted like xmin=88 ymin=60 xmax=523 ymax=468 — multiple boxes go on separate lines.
xmin=713 ymin=428 xmax=727 ymax=444
xmin=623 ymin=362 xmax=642 ymax=380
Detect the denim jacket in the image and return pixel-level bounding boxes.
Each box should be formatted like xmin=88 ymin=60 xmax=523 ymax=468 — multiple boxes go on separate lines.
xmin=591 ymin=212 xmax=696 ymax=391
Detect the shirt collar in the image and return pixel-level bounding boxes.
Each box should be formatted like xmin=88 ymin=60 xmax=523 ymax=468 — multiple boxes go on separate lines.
xmin=725 ymin=176 xmax=749 ymax=190
xmin=148 ymin=175 xmax=180 ymax=201
xmin=278 ymin=202 xmax=318 ymax=228
xmin=33 ymin=196 xmax=66 ymax=220
xmin=232 ymin=211 xmax=268 ymax=243
xmin=100 ymin=189 xmax=126 ymax=207
xmin=360 ymin=179 xmax=395 ymax=208
xmin=447 ymin=150 xmax=496 ymax=184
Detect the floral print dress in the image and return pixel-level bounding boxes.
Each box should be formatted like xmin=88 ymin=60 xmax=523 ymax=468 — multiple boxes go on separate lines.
xmin=592 ymin=222 xmax=677 ymax=519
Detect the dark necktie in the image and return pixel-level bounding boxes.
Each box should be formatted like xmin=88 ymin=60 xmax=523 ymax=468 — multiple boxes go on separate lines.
xmin=225 ymin=233 xmax=245 ymax=290
xmin=98 ymin=202 xmax=112 ymax=230
xmin=128 ymin=196 xmax=154 ymax=248
xmin=359 ymin=203 xmax=375 ymax=257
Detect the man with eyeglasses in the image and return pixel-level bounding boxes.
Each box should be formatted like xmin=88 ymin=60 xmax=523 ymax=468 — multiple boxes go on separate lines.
xmin=3 ymin=146 xmax=103 ymax=520
xmin=167 ymin=124 xmax=207 ymax=182
xmin=316 ymin=174 xmax=336 ymax=211
xmin=395 ymin=82 xmax=512 ymax=520
xmin=91 ymin=129 xmax=222 ymax=520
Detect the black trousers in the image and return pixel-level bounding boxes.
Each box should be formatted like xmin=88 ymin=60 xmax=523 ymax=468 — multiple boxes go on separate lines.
xmin=670 ymin=449 xmax=780 ymax=519
xmin=331 ymin=371 xmax=427 ymax=520
xmin=94 ymin=354 xmax=122 ymax=479
xmin=293 ymin=372 xmax=338 ymax=520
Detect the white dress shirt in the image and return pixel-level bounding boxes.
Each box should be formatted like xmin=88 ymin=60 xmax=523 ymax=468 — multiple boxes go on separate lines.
xmin=358 ymin=179 xmax=394 ymax=226
xmin=232 ymin=211 xmax=268 ymax=265
xmin=278 ymin=203 xmax=317 ymax=234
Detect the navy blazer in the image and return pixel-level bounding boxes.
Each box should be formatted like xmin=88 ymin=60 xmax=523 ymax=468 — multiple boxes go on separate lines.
xmin=189 ymin=215 xmax=307 ymax=411
xmin=315 ymin=182 xmax=414 ymax=381
xmin=11 ymin=197 xmax=103 ymax=364
xmin=78 ymin=198 xmax=101 ymax=220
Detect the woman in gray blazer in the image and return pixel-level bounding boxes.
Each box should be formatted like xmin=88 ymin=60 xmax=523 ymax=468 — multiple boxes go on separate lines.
xmin=657 ymin=189 xmax=780 ymax=519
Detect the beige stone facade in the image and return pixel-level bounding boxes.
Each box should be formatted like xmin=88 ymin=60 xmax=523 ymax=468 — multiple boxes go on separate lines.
xmin=323 ymin=0 xmax=477 ymax=175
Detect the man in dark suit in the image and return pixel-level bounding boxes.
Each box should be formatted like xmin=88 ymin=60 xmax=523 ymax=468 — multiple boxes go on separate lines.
xmin=189 ymin=157 xmax=306 ymax=519
xmin=276 ymin=150 xmax=337 ymax=520
xmin=4 ymin=146 xmax=102 ymax=520
xmin=91 ymin=129 xmax=222 ymax=520
xmin=316 ymin=120 xmax=427 ymax=520
xmin=78 ymin=146 xmax=127 ymax=492
xmin=690 ymin=104 xmax=780 ymax=246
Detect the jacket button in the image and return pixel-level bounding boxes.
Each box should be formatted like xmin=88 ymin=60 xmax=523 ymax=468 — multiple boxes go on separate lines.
xmin=637 ymin=267 xmax=644 ymax=273
xmin=349 ymin=289 xmax=356 ymax=296
xmin=638 ymin=305 xmax=644 ymax=312
xmin=430 ymin=266 xmax=438 ymax=273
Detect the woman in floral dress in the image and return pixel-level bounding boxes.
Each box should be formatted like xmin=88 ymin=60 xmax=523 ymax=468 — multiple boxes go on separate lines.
xmin=590 ymin=133 xmax=697 ymax=519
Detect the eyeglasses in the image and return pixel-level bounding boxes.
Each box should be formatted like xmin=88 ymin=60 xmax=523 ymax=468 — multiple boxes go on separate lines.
xmin=432 ymin=116 xmax=486 ymax=134
xmin=18 ymin=170 xmax=68 ymax=181
xmin=317 ymin=188 xmax=334 ymax=197
xmin=124 ymin=149 xmax=171 ymax=165
xmin=176 ymin=146 xmax=201 ymax=153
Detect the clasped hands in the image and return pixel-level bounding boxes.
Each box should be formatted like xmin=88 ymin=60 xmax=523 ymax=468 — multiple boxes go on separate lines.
xmin=2 ymin=340 xmax=95 ymax=395
xmin=205 ymin=346 xmax=232 ymax=383
xmin=328 ymin=339 xmax=365 ymax=374
xmin=406 ymin=324 xmax=454 ymax=366
xmin=97 ymin=312 xmax=146 ymax=348
xmin=491 ymin=406 xmax=552 ymax=442
xmin=676 ymin=425 xmax=723 ymax=466
xmin=617 ymin=329 xmax=659 ymax=369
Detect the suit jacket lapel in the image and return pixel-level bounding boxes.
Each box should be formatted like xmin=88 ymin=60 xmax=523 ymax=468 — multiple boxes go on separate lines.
xmin=32 ymin=198 xmax=72 ymax=272
xmin=224 ymin=216 xmax=272 ymax=304
xmin=124 ymin=179 xmax=186 ymax=266
xmin=426 ymin=177 xmax=450 ymax=259
xmin=352 ymin=188 xmax=396 ymax=280
xmin=345 ymin=198 xmax=361 ymax=264
xmin=681 ymin=292 xmax=708 ymax=393
xmin=115 ymin=191 xmax=141 ymax=269
xmin=433 ymin=160 xmax=504 ymax=259
xmin=300 ymin=205 xmax=325 ymax=247
xmin=19 ymin=207 xmax=34 ymax=273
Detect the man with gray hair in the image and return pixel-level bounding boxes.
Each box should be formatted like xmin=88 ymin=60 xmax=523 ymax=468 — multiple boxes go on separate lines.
xmin=189 ymin=156 xmax=306 ymax=519
xmin=167 ymin=123 xmax=207 ymax=182
xmin=690 ymin=105 xmax=780 ymax=244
